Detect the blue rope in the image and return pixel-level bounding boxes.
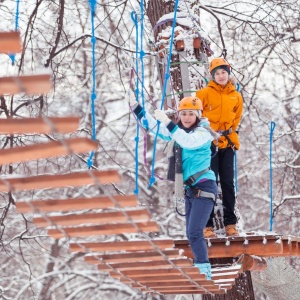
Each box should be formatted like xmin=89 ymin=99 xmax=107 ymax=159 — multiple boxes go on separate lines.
xmin=9 ymin=0 xmax=21 ymax=65
xmin=269 ymin=121 xmax=276 ymax=231
xmin=139 ymin=1 xmax=148 ymax=130
xmin=131 ymin=10 xmax=140 ymax=195
xmin=87 ymin=0 xmax=97 ymax=168
xmin=234 ymin=150 xmax=238 ymax=194
xmin=149 ymin=0 xmax=180 ymax=187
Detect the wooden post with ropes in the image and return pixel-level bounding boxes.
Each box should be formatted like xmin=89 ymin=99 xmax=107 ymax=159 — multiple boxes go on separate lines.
xmin=146 ymin=1 xmax=255 ymax=298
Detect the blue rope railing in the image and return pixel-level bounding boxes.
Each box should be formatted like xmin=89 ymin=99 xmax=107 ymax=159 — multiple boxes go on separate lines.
xmin=87 ymin=0 xmax=97 ymax=168
xmin=131 ymin=10 xmax=140 ymax=195
xmin=149 ymin=0 xmax=180 ymax=187
xmin=9 ymin=0 xmax=21 ymax=65
xmin=269 ymin=121 xmax=276 ymax=231
xmin=234 ymin=150 xmax=238 ymax=194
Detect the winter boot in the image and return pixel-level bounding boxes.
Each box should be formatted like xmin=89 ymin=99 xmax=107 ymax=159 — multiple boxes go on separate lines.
xmin=203 ymin=227 xmax=217 ymax=238
xmin=194 ymin=263 xmax=212 ymax=280
xmin=225 ymin=224 xmax=239 ymax=236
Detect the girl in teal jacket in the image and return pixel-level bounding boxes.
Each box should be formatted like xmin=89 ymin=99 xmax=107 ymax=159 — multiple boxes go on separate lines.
xmin=129 ymin=96 xmax=218 ymax=280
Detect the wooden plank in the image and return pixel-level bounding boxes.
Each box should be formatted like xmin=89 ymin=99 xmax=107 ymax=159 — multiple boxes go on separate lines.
xmin=120 ymin=274 xmax=208 ymax=283
xmin=0 ymin=31 xmax=22 ymax=53
xmin=0 ymin=117 xmax=80 ymax=134
xmin=97 ymin=259 xmax=192 ymax=271
xmin=34 ymin=209 xmax=151 ymax=227
xmin=150 ymin=288 xmax=226 ymax=295
xmin=0 ymin=170 xmax=120 ymax=192
xmin=85 ymin=249 xmax=181 ymax=264
xmin=121 ymin=267 xmax=200 ymax=277
xmin=0 ymin=74 xmax=52 ymax=95
xmin=70 ymin=239 xmax=174 ymax=253
xmin=0 ymin=137 xmax=97 ymax=165
xmin=16 ymin=194 xmax=137 ymax=213
xmin=176 ymin=239 xmax=283 ymax=258
xmin=132 ymin=281 xmax=216 ymax=288
xmin=47 ymin=221 xmax=160 ymax=239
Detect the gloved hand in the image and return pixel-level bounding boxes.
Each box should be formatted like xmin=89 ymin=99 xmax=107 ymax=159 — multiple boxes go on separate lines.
xmin=154 ymin=109 xmax=171 ymax=125
xmin=127 ymin=90 xmax=137 ymax=106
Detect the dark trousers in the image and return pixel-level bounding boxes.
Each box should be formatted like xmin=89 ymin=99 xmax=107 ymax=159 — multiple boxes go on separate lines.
xmin=206 ymin=145 xmax=237 ymax=227
xmin=185 ymin=180 xmax=217 ymax=263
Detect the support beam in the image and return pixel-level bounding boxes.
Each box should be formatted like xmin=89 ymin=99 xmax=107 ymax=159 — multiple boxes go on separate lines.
xmin=0 ymin=117 xmax=80 ymax=134
xmin=0 ymin=170 xmax=120 ymax=192
xmin=0 ymin=74 xmax=52 ymax=95
xmin=0 ymin=31 xmax=22 ymax=53
xmin=0 ymin=137 xmax=97 ymax=165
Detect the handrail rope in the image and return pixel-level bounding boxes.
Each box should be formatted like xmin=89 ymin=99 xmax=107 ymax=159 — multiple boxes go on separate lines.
xmin=130 ymin=11 xmax=140 ymax=195
xmin=234 ymin=150 xmax=238 ymax=194
xmin=9 ymin=0 xmax=21 ymax=65
xmin=87 ymin=0 xmax=97 ymax=168
xmin=149 ymin=0 xmax=180 ymax=187
xmin=269 ymin=121 xmax=276 ymax=231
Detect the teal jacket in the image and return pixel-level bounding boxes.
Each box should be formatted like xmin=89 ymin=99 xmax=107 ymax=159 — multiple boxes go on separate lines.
xmin=133 ymin=105 xmax=216 ymax=184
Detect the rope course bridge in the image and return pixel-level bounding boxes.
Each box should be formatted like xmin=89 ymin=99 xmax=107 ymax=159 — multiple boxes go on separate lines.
xmin=1 ymin=31 xmax=300 ymax=298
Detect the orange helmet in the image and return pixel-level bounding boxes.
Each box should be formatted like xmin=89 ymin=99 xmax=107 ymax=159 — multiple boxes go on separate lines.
xmin=209 ymin=57 xmax=230 ymax=74
xmin=178 ymin=96 xmax=203 ymax=111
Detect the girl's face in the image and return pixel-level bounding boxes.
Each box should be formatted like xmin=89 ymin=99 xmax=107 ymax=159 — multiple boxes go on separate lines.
xmin=179 ymin=110 xmax=197 ymax=128
xmin=214 ymin=68 xmax=229 ymax=86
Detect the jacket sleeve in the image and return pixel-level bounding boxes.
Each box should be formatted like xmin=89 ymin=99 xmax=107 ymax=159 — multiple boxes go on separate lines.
xmin=169 ymin=126 xmax=213 ymax=150
xmin=232 ymin=93 xmax=243 ymax=131
xmin=132 ymin=103 xmax=172 ymax=141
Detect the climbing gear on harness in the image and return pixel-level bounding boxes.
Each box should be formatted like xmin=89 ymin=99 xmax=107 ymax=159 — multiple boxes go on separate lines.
xmin=209 ymin=57 xmax=230 ymax=73
xmin=194 ymin=262 xmax=212 ymax=280
xmin=204 ymin=227 xmax=217 ymax=238
xmin=178 ymin=96 xmax=203 ymax=111
xmin=225 ymin=224 xmax=239 ymax=236
xmin=219 ymin=128 xmax=236 ymax=148
xmin=184 ymin=168 xmax=210 ymax=186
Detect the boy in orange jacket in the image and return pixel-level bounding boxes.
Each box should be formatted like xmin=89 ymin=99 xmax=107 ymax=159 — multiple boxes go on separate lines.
xmin=196 ymin=57 xmax=243 ymax=237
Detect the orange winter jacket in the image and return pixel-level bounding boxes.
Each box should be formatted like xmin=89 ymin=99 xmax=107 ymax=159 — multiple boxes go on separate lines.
xmin=196 ymin=80 xmax=243 ymax=149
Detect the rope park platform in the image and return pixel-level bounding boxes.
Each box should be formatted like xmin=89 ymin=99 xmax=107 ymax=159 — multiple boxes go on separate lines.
xmin=1 ymin=32 xmax=300 ymax=297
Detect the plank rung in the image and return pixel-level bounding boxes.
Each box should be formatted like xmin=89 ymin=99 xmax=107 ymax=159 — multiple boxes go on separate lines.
xmin=70 ymin=239 xmax=174 ymax=253
xmin=0 ymin=74 xmax=52 ymax=95
xmin=0 ymin=137 xmax=97 ymax=165
xmin=0 ymin=170 xmax=120 ymax=192
xmin=34 ymin=209 xmax=151 ymax=227
xmin=97 ymin=259 xmax=192 ymax=271
xmin=0 ymin=31 xmax=22 ymax=53
xmin=47 ymin=221 xmax=160 ymax=239
xmin=16 ymin=194 xmax=137 ymax=213
xmin=0 ymin=116 xmax=80 ymax=134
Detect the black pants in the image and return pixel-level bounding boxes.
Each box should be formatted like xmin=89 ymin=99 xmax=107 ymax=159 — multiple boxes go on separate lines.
xmin=206 ymin=145 xmax=237 ymax=227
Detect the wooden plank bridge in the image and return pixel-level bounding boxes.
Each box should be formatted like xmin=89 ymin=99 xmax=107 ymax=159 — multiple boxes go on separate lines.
xmin=1 ymin=31 xmax=300 ymax=297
